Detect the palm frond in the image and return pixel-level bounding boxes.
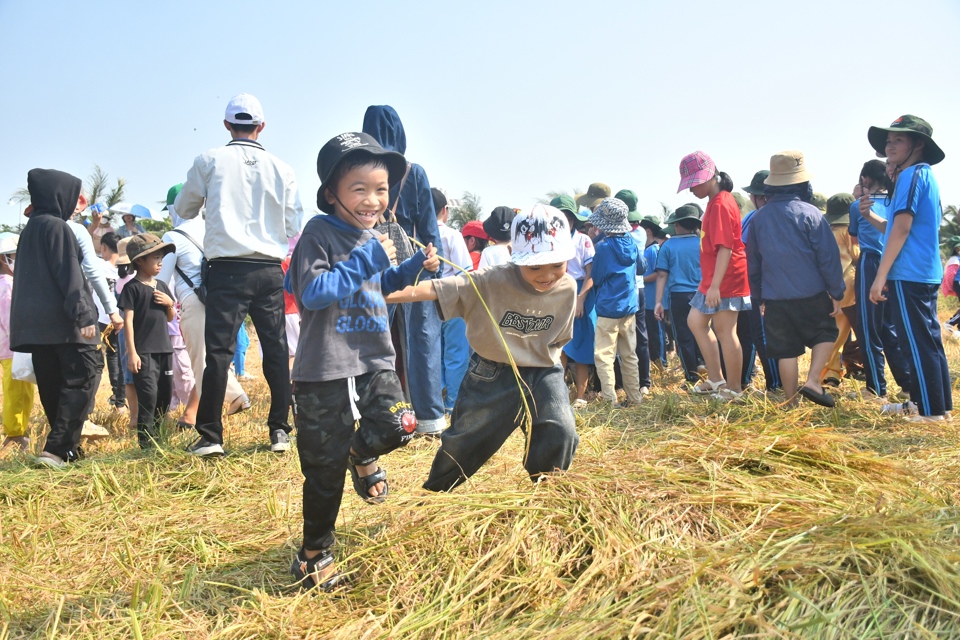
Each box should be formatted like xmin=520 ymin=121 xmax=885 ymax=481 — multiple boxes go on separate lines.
xmin=8 ymin=187 xmax=30 ymax=204
xmin=106 ymin=177 xmax=127 ymax=207
xmin=84 ymin=165 xmax=109 ymax=206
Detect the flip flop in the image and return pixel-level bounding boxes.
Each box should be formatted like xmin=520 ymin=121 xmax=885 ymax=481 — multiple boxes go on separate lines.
xmin=799 ymin=385 xmax=836 ymax=408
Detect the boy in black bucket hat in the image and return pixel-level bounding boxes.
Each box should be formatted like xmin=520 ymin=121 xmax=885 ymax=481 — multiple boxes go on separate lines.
xmin=286 ymin=132 xmax=439 ymax=590
xmin=863 ymin=115 xmax=950 ymax=422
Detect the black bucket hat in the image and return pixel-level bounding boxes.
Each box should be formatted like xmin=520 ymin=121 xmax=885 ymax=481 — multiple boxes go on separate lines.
xmin=482 ymin=206 xmax=517 ymax=242
xmin=665 ymin=203 xmax=703 ymax=227
xmin=742 ymin=170 xmax=769 ymax=195
xmin=868 ymin=115 xmax=945 ymax=166
xmin=316 ymin=132 xmax=407 ymax=213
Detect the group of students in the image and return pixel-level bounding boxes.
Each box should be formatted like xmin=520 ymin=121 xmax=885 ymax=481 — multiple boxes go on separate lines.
xmin=0 ymin=97 xmax=952 ymax=592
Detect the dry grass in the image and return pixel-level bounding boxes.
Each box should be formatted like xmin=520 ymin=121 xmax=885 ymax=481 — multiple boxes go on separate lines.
xmin=3 ymin=333 xmax=960 ymax=639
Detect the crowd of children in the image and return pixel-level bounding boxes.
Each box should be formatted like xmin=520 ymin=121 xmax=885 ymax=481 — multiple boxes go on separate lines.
xmin=0 ymin=102 xmax=953 ymax=590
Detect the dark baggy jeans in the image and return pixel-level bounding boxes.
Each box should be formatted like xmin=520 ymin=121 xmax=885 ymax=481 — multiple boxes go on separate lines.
xmin=293 ymin=371 xmax=415 ymax=551
xmin=32 ymin=344 xmax=100 ymax=461
xmin=668 ymin=291 xmax=702 ymax=382
xmin=196 ymin=259 xmax=291 ymax=445
xmin=634 ymin=288 xmax=651 ymax=389
xmin=100 ymin=322 xmax=125 ymax=408
xmin=423 ymin=354 xmax=579 ymax=492
xmin=856 ymin=251 xmax=912 ymax=396
xmin=133 ymin=352 xmax=173 ymax=448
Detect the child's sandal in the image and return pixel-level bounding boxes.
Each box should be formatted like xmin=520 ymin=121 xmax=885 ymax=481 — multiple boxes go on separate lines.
xmin=348 ymin=455 xmax=388 ymax=504
xmin=691 ymin=379 xmax=726 ymax=395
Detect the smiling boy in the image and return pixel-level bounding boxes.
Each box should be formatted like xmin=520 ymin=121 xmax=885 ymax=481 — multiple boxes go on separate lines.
xmin=285 ymin=132 xmax=439 ymax=590
xmin=386 ymin=204 xmax=579 ymax=493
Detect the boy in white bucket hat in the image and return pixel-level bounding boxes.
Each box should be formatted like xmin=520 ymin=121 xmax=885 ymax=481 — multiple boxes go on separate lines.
xmin=387 ymin=204 xmax=580 ymax=492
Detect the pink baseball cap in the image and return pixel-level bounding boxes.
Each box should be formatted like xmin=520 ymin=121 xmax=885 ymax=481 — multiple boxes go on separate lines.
xmin=677 ymin=151 xmax=717 ymax=193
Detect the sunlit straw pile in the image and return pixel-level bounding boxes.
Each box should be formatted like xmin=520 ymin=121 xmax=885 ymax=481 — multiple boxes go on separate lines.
xmin=2 ymin=329 xmax=960 ymax=638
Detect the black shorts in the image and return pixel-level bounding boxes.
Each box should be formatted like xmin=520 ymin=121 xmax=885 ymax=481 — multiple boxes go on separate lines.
xmin=762 ymin=292 xmax=839 ymax=359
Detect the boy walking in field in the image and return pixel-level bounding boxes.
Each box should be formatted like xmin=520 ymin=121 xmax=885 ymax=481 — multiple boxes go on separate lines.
xmin=386 ymin=204 xmax=580 ymax=492
xmin=286 ymin=132 xmax=438 ymax=590
xmin=119 ymin=234 xmax=177 ymax=448
xmin=588 ymin=197 xmax=644 ymax=406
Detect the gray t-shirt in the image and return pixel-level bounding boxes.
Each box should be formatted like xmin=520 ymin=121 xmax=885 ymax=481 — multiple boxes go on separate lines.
xmin=433 ymin=263 xmax=575 ymax=368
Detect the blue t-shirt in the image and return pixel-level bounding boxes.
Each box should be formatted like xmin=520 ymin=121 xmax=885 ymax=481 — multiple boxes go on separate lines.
xmin=848 ymin=198 xmax=885 ymax=256
xmin=884 ymin=164 xmax=943 ymax=284
xmin=643 ymin=243 xmax=660 ymax=310
xmin=655 ymin=234 xmax=701 ymax=296
xmin=741 ymin=209 xmax=756 ymax=244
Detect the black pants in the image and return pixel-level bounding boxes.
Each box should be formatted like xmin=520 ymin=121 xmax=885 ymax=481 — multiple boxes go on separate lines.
xmin=133 ymin=352 xmax=173 ymax=448
xmin=32 ymin=344 xmax=100 ymax=461
xmin=668 ymin=291 xmax=702 ymax=382
xmin=196 ymin=259 xmax=291 ymax=445
xmin=646 ymin=309 xmax=665 ymax=368
xmin=100 ymin=323 xmax=125 ymax=408
xmin=294 ymin=371 xmax=415 ymax=551
xmin=748 ymin=303 xmax=781 ymax=390
xmin=633 ymin=289 xmax=651 ymax=389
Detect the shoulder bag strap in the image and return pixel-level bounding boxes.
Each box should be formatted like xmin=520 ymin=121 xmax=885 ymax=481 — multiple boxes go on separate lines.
xmin=170 ymin=228 xmax=205 ymax=255
xmin=380 ymin=163 xmax=412 ymax=225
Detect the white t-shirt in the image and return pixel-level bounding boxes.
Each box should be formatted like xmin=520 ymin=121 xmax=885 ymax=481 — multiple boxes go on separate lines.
xmin=94 ymin=258 xmax=119 ymax=324
xmin=478 ymin=244 xmax=511 ymax=270
xmin=566 ymin=231 xmax=595 ymax=280
xmin=159 ymin=219 xmax=206 ymax=303
xmin=437 ymin=221 xmax=473 ymax=277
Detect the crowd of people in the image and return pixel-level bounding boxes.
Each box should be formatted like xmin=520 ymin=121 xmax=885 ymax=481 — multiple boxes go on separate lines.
xmin=0 ymin=95 xmax=952 ymax=590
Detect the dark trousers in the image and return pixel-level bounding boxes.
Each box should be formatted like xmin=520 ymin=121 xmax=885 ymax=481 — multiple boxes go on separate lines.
xmin=84 ymin=333 xmax=106 ymax=419
xmin=293 ymin=371 xmax=415 ymax=551
xmin=32 ymin=344 xmax=100 ymax=461
xmin=634 ymin=288 xmax=651 ymax=389
xmin=668 ymin=291 xmax=702 ymax=382
xmin=856 ymin=252 xmax=912 ymax=396
xmin=646 ymin=309 xmax=666 ymax=368
xmin=888 ymin=281 xmax=952 ymax=416
xmin=133 ymin=352 xmax=173 ymax=448
xmin=101 ymin=323 xmax=125 ymax=408
xmin=196 ymin=260 xmax=291 ymax=445
xmin=423 ymin=354 xmax=579 ymax=493
xmin=748 ymin=303 xmax=781 ymax=390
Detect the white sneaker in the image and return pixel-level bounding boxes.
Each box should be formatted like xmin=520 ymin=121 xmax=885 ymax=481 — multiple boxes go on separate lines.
xmin=81 ymin=421 xmax=110 ymax=440
xmin=881 ymin=401 xmax=917 ymax=416
xmin=34 ymin=452 xmax=67 ymax=469
xmin=639 ymin=386 xmax=651 ymax=396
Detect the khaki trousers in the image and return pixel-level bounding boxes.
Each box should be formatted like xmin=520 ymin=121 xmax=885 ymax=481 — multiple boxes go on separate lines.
xmin=595 ymin=315 xmax=642 ymax=404
xmin=179 ymin=293 xmax=245 ymax=403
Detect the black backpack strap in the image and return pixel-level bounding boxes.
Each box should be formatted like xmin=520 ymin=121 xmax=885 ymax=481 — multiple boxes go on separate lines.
xmin=170 ymin=228 xmax=205 ymax=255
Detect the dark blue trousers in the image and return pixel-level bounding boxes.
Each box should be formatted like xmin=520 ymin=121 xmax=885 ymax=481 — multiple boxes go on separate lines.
xmin=668 ymin=291 xmax=702 ymax=382
xmin=888 ymin=280 xmax=951 ymax=416
xmin=856 ymin=252 xmax=912 ymax=397
xmin=634 ymin=288 xmax=651 ymax=389
xmin=646 ymin=309 xmax=666 ymax=368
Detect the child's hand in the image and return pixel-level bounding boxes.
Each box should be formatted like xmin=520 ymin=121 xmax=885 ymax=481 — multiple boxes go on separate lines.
xmin=379 ymin=234 xmax=397 ymax=264
xmin=858 ymin=195 xmax=874 ymax=218
xmin=128 ymin=351 xmax=142 ymax=373
xmin=80 ymin=324 xmax=96 ymax=339
xmin=575 ymin=294 xmax=585 ymax=318
xmin=153 ymin=290 xmax=174 ymax=309
xmin=422 ymin=243 xmax=440 ymax=272
xmin=109 ymin=311 xmax=124 ymax=332
xmin=869 ymin=276 xmax=888 ymax=304
xmin=654 ymin=302 xmax=664 ymax=321
xmin=705 ymin=285 xmax=721 ymax=309
xmin=829 ymin=298 xmax=843 ymax=317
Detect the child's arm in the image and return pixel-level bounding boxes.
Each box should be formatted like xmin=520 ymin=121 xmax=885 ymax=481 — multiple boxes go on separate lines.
xmin=576 ymin=263 xmax=593 ymax=318
xmin=384 ymin=280 xmax=438 ymax=304
xmin=858 ymin=196 xmax=888 ymax=234
xmin=869 ymin=214 xmax=912 ymax=304
xmin=154 ymin=289 xmax=176 ymax=322
xmin=294 ymin=235 xmax=395 ymax=311
xmin=654 ymin=271 xmax=668 ymax=321
xmin=381 ymin=243 xmax=440 ymax=295
xmin=124 ymin=309 xmax=141 ymax=373
xmin=706 ymin=247 xmax=732 ymax=308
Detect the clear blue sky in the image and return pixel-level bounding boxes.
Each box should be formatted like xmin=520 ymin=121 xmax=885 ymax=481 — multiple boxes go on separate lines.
xmin=2 ymin=0 xmax=958 ymax=227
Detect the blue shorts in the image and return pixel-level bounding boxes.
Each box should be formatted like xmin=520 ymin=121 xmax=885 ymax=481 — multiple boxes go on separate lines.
xmin=689 ymin=292 xmax=752 ymax=315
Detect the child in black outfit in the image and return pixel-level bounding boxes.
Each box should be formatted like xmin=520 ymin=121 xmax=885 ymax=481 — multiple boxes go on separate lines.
xmin=119 ymin=234 xmax=176 ymax=448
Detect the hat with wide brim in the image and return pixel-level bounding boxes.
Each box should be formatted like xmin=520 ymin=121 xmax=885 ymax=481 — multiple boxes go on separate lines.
xmin=742 ymin=170 xmax=769 ymax=195
xmin=764 ymin=150 xmax=814 ymax=187
xmin=126 ymin=233 xmax=175 ymax=264
xmin=316 ymin=132 xmax=407 ymax=214
xmin=825 ymin=193 xmax=855 ymax=225
xmin=510 ymin=205 xmax=576 ymax=266
xmin=0 ymin=232 xmax=19 ymax=255
xmin=614 ymin=189 xmax=641 ymax=222
xmin=868 ymin=114 xmax=945 ymax=166
xmin=587 ymin=198 xmax=631 ymax=234
xmin=665 ymin=203 xmax=703 ymax=226
xmin=637 ymin=215 xmax=664 ymax=234
xmin=943 ymin=236 xmax=960 ymax=253
xmin=575 ymin=183 xmax=611 ymax=210
xmin=677 ymin=151 xmax=716 ymax=193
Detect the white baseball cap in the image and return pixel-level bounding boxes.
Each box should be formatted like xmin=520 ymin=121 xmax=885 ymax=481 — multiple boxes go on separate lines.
xmin=224 ymin=93 xmax=264 ymax=125
xmin=510 ymin=205 xmax=575 ymax=266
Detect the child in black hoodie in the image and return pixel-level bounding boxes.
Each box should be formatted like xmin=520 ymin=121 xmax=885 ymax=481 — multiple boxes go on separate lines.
xmin=10 ymin=168 xmax=100 ymax=468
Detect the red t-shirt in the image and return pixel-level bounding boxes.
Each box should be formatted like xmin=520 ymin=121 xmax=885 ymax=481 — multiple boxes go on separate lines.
xmin=281 ymin=257 xmax=299 ymax=315
xmin=698 ymin=191 xmax=750 ymax=297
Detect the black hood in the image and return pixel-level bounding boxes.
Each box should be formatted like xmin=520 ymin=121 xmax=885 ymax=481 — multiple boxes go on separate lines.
xmin=27 ymin=168 xmax=82 ymax=220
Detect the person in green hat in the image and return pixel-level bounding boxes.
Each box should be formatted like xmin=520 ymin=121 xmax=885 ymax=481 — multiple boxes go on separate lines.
xmin=942 ymin=236 xmax=960 ymax=333
xmin=551 ymin=195 xmax=597 ymax=407
xmin=865 ymin=114 xmax=950 ymax=421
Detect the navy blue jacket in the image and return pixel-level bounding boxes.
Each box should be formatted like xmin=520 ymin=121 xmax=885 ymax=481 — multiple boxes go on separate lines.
xmin=362 ymin=106 xmax=441 ymax=261
xmin=746 ymin=194 xmax=845 ymax=302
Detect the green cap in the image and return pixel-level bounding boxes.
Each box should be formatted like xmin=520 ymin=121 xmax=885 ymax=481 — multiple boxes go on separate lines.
xmin=550 ymin=194 xmax=578 ymax=217
xmin=868 ymin=114 xmax=945 ymax=165
xmin=810 ymin=192 xmax=828 ymax=213
xmin=615 ymin=189 xmax=640 ymax=222
xmin=825 ymin=193 xmax=855 ymax=225
xmin=944 ymin=236 xmax=960 ymax=252
xmin=163 ymin=183 xmax=183 ymax=211
xmin=665 ymin=203 xmax=703 ymax=226
xmin=742 ymin=170 xmax=769 ymax=195
xmin=638 ymin=215 xmax=663 ymax=234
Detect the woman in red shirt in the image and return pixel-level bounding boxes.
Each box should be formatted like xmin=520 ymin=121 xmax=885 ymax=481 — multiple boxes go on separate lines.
xmin=677 ymin=151 xmax=751 ymax=399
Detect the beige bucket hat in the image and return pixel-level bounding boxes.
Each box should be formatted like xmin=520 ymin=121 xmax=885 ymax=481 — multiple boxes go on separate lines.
xmin=764 ymin=150 xmax=814 ymax=187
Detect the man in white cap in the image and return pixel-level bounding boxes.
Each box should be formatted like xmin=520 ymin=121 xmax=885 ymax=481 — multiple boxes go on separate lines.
xmin=175 ymin=93 xmax=304 ymax=456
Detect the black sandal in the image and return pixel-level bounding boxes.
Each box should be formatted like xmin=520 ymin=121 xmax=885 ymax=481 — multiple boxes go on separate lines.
xmin=290 ymin=548 xmax=348 ymax=592
xmin=799 ymin=385 xmax=836 ymax=408
xmin=348 ymin=455 xmax=388 ymax=504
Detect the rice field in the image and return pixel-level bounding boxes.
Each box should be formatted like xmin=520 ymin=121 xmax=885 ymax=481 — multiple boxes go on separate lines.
xmin=2 ymin=329 xmax=960 ymax=639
